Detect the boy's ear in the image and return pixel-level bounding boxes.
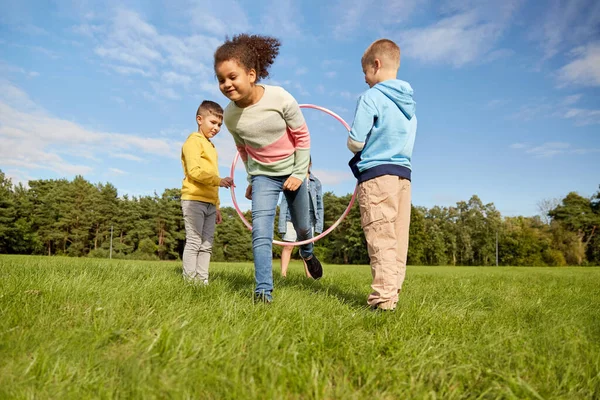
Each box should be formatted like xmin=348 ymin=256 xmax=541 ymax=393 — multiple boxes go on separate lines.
xmin=374 ymin=58 xmax=382 ymax=71
xmin=196 ymin=114 xmax=203 ymax=126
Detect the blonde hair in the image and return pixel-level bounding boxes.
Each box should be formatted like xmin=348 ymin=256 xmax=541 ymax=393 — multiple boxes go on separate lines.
xmin=362 ymin=39 xmax=400 ymax=69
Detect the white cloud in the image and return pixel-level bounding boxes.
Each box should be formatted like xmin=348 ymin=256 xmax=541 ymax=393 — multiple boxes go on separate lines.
xmin=394 ymin=0 xmax=522 ymax=67
xmin=311 ymin=169 xmax=354 ymax=185
xmin=0 ymin=79 xmax=40 ymax=111
xmin=0 ymin=61 xmax=40 ymax=79
xmin=571 ymin=148 xmax=600 ymax=155
xmin=511 ymin=142 xmax=600 ymax=158
xmin=267 ymin=80 xmax=309 ymax=97
xmin=96 ymin=46 xmax=160 ymax=67
xmin=483 ymin=48 xmax=514 ymax=62
xmin=0 ymin=81 xmax=178 ymax=178
xmin=15 ymin=23 xmax=49 ymax=36
xmin=110 ymin=152 xmax=144 ymax=162
xmin=28 ymin=46 xmax=59 ymax=59
xmin=84 ymin=8 xmax=222 ymax=101
xmin=339 ymin=91 xmax=360 ymax=100
xmin=399 ymin=12 xmax=502 ymax=67
xmin=199 ymin=82 xmax=222 ymax=98
xmin=332 ymin=0 xmax=423 ymax=39
xmin=108 ymin=64 xmax=152 ymax=77
xmin=322 ymin=59 xmax=344 ymax=68
xmin=485 ymin=99 xmax=508 ymax=109
xmin=109 ymin=168 xmax=126 ymax=175
xmin=527 ymin=142 xmax=570 ymax=158
xmin=111 ymin=96 xmax=125 ymax=104
xmin=510 ymin=102 xmax=552 ymax=122
xmin=3 ymin=169 xmax=33 ymax=188
xmin=296 ymin=67 xmax=308 ymax=75
xmin=150 ymin=82 xmax=180 ymax=100
xmin=332 ymin=106 xmax=350 ymax=114
xmin=510 ymin=143 xmax=528 ymax=149
xmin=72 ymin=23 xmax=104 ymax=37
xmin=529 ymin=0 xmax=600 ymax=60
xmin=162 ymin=71 xmax=192 ymax=86
xmin=292 ymin=83 xmax=309 ymax=97
xmin=557 ymin=42 xmax=600 ymax=87
xmin=325 ymin=71 xmax=337 ymax=78
xmin=260 ymin=0 xmax=303 ymax=37
xmin=187 ymin=0 xmax=250 ymax=37
xmin=563 ymin=108 xmax=600 ymax=126
xmin=562 ymin=94 xmax=582 ymax=105
xmin=510 ymin=95 xmax=600 ymax=126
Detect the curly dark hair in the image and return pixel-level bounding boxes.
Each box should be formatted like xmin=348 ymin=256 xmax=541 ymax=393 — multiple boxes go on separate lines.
xmin=214 ymin=34 xmax=281 ymax=81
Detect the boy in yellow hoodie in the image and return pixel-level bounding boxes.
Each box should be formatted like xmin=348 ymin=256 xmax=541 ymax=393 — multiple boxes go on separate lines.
xmin=181 ymin=100 xmax=234 ymax=284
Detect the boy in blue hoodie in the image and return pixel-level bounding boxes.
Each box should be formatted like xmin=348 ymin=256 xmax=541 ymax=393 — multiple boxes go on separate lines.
xmin=348 ymin=39 xmax=417 ymax=311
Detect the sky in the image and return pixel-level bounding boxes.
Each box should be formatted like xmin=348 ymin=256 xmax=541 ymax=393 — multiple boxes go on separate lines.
xmin=0 ymin=0 xmax=599 ymax=217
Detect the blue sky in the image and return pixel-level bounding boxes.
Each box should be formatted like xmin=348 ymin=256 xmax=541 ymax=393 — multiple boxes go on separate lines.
xmin=0 ymin=0 xmax=598 ymax=216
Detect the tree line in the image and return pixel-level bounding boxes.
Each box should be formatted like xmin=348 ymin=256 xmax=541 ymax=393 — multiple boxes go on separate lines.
xmin=0 ymin=170 xmax=598 ymax=266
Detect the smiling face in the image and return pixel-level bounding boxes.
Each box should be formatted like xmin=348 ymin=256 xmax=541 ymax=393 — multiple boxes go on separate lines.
xmin=215 ymin=60 xmax=256 ymax=105
xmin=196 ymin=113 xmax=222 ymax=139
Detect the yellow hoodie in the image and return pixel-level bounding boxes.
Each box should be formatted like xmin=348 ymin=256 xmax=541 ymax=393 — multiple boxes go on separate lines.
xmin=181 ymin=132 xmax=221 ymax=207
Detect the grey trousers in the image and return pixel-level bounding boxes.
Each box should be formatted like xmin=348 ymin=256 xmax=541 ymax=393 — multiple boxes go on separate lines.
xmin=181 ymin=200 xmax=216 ymax=281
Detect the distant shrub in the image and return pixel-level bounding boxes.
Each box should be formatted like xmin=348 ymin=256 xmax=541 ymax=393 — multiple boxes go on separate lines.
xmin=543 ymin=249 xmax=567 ymax=266
xmin=88 ymin=249 xmax=109 ymax=258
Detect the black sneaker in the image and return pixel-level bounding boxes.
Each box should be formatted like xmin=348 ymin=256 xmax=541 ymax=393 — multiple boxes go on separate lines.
xmin=253 ymin=292 xmax=272 ymax=304
xmin=304 ymin=255 xmax=323 ymax=279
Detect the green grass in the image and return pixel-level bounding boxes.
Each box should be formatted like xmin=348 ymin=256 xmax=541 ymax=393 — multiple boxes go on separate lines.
xmin=1 ymin=255 xmax=599 ymax=399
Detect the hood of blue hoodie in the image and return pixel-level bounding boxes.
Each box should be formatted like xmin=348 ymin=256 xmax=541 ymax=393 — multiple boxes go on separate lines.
xmin=374 ymin=80 xmax=416 ymax=120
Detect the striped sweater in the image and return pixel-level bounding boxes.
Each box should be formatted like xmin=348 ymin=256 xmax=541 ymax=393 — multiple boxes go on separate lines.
xmin=223 ymin=85 xmax=310 ymax=182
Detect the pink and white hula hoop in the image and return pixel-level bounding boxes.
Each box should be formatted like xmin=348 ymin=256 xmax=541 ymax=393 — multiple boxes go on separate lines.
xmin=229 ymin=104 xmax=358 ymax=246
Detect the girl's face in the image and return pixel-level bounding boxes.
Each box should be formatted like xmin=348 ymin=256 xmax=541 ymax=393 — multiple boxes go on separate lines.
xmin=215 ymin=60 xmax=256 ymax=105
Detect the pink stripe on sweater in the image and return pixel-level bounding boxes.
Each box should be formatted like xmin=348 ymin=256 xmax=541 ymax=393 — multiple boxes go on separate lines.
xmin=288 ymin=122 xmax=310 ymax=149
xmin=245 ymin=133 xmax=294 ymax=163
xmin=244 ymin=123 xmax=310 ymax=164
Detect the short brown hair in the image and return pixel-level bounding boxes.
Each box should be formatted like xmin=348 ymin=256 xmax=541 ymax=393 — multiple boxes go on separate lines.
xmin=214 ymin=33 xmax=281 ymax=81
xmin=196 ymin=100 xmax=223 ymax=119
xmin=362 ymin=39 xmax=400 ymax=69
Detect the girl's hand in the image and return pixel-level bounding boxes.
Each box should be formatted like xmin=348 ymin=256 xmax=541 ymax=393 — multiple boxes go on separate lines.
xmin=245 ymin=185 xmax=252 ymax=200
xmin=283 ymin=176 xmax=302 ymax=191
xmin=216 ymin=210 xmax=223 ymax=224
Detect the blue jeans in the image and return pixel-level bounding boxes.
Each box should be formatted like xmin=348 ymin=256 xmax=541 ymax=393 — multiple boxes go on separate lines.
xmin=251 ymin=175 xmax=314 ymax=299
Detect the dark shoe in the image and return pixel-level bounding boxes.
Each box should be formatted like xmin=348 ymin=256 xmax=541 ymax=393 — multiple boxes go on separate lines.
xmin=253 ymin=292 xmax=272 ymax=304
xmin=369 ymin=302 xmax=396 ymax=312
xmin=303 ymin=255 xmax=323 ymax=279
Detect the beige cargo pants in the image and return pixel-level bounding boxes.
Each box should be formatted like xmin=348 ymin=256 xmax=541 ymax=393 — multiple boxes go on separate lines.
xmin=358 ymin=175 xmax=411 ymax=310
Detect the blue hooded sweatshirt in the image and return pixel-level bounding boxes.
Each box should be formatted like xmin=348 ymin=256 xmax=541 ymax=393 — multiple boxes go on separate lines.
xmin=348 ymin=79 xmax=417 ymax=183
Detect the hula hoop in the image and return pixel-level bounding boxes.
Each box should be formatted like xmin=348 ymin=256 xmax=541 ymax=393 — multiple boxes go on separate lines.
xmin=229 ymin=104 xmax=358 ymax=246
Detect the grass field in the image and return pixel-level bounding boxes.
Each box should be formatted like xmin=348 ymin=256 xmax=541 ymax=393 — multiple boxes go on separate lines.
xmin=1 ymin=255 xmax=599 ymax=399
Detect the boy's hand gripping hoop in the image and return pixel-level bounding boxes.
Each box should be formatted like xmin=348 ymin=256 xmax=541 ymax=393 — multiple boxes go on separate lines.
xmin=229 ymin=104 xmax=358 ymax=246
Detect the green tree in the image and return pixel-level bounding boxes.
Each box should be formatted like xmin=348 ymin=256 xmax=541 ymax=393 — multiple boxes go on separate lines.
xmin=549 ymin=191 xmax=600 ymax=265
xmin=213 ymin=207 xmax=253 ymax=261
xmin=407 ymin=205 xmax=427 ymax=265
xmin=0 ymin=171 xmax=16 ymax=253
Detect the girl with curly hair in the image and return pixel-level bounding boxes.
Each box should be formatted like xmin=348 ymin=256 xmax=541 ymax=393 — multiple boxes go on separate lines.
xmin=214 ymin=34 xmax=323 ymax=304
